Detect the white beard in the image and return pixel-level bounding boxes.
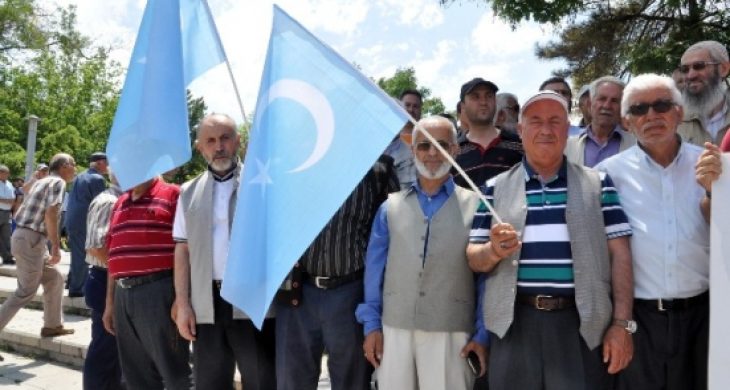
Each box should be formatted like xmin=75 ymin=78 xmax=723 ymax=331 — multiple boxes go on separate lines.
xmin=414 ymin=158 xmax=452 ymax=180
xmin=683 ymin=76 xmax=727 ymax=117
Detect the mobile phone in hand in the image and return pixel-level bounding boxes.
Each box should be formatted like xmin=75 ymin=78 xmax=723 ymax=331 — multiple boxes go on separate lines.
xmin=467 ymin=350 xmax=481 ymax=376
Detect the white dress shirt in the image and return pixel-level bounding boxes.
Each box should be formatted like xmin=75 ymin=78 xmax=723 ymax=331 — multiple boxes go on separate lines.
xmin=173 ymin=178 xmax=236 ymax=280
xmin=0 ymin=180 xmax=15 ymax=211
xmin=596 ymin=141 xmax=709 ymax=299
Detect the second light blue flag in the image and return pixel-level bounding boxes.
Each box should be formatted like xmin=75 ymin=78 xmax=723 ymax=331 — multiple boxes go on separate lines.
xmin=222 ymin=5 xmax=408 ymax=327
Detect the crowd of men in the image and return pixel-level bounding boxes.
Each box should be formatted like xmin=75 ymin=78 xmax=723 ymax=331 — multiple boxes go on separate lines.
xmin=0 ymin=39 xmax=727 ymax=390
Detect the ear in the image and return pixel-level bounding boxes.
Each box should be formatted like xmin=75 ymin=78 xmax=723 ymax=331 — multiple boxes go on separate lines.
xmin=516 ymin=122 xmax=524 ymax=138
xmin=621 ymin=115 xmax=634 ymax=134
xmin=194 ymin=139 xmax=201 ymax=152
xmin=720 ymin=61 xmax=730 ymax=78
xmin=495 ymin=110 xmax=506 ymax=126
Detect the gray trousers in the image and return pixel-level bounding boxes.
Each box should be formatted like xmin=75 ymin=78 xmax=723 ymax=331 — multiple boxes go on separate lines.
xmin=114 ymin=275 xmax=191 ymax=390
xmin=488 ymin=305 xmax=611 ymax=390
xmin=0 ymin=227 xmax=64 ymax=330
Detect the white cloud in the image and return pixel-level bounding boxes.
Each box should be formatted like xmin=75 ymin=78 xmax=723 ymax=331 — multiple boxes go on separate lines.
xmin=470 ymin=12 xmax=553 ymax=58
xmin=377 ymin=0 xmax=444 ymax=29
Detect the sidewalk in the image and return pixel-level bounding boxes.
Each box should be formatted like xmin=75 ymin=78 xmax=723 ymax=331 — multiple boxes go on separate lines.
xmin=0 ymin=350 xmax=82 ymax=389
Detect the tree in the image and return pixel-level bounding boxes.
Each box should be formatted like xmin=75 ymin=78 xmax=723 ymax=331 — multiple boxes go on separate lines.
xmin=376 ymin=67 xmax=446 ymax=115
xmin=440 ymin=0 xmax=730 ymax=86
xmin=0 ymin=4 xmax=118 ymax=177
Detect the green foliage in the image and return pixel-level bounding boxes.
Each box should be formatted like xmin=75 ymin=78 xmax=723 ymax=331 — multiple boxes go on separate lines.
xmin=441 ymin=0 xmax=730 ymax=86
xmin=376 ymin=67 xmax=446 ymax=116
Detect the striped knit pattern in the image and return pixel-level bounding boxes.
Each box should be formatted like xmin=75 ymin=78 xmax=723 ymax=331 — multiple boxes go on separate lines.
xmin=470 ymin=162 xmax=631 ymax=296
xmin=107 ymin=179 xmax=179 ymax=278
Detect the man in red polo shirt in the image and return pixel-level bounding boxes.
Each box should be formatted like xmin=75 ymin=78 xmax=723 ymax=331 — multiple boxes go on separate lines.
xmin=102 ymin=177 xmax=191 ymax=389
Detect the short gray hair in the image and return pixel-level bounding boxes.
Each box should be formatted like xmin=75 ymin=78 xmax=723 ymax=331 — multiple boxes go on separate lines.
xmin=0 ymin=165 xmax=8 ymax=173
xmin=49 ymin=153 xmax=74 ymax=173
xmin=684 ymin=40 xmax=729 ymax=63
xmin=590 ymin=76 xmax=625 ymax=99
xmin=412 ymin=116 xmax=458 ymax=145
xmin=495 ymin=93 xmax=518 ymax=110
xmin=621 ymin=73 xmax=683 ymax=117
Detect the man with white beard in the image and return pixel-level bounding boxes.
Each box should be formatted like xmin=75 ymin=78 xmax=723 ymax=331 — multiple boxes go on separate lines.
xmin=677 ymin=40 xmax=730 ymax=146
xmin=357 ymin=116 xmax=487 ymax=390
xmin=173 ymin=114 xmax=276 ymax=389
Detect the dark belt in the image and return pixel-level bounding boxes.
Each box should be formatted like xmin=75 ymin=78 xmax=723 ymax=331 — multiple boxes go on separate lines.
xmin=517 ymin=294 xmax=576 ymax=311
xmin=303 ymin=269 xmax=364 ymax=290
xmin=90 ymin=265 xmax=107 ymax=272
xmin=116 ymin=269 xmax=173 ymax=289
xmin=635 ymin=291 xmax=709 ymax=312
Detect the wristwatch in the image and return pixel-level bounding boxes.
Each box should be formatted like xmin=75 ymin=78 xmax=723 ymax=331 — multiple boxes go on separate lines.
xmin=613 ymin=319 xmax=637 ymax=334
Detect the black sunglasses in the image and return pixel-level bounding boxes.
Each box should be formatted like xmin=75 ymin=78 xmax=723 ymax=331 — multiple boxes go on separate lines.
xmin=627 ymin=99 xmax=675 ymax=116
xmin=678 ymin=61 xmax=720 ymax=74
xmin=415 ymin=140 xmax=451 ymax=152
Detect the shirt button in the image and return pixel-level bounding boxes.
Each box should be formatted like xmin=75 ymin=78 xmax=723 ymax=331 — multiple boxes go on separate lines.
xmin=512 ymin=260 xmax=518 ymax=266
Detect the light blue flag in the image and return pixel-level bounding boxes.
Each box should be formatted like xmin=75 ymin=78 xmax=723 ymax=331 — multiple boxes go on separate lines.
xmin=107 ymin=0 xmax=226 ymax=190
xmin=221 ymin=5 xmax=408 ymax=328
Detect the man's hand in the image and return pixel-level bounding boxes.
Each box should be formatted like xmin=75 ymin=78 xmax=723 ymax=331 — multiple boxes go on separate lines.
xmin=696 ymin=142 xmax=722 ymax=191
xmin=48 ymin=245 xmax=61 ymax=266
xmin=468 ymin=222 xmax=521 ymax=273
xmin=602 ymin=325 xmax=633 ymax=374
xmin=363 ymin=330 xmax=384 ymax=368
xmin=102 ymin=305 xmax=115 ymax=335
xmin=173 ymin=299 xmax=197 ymax=341
xmin=461 ymin=340 xmax=488 ymax=377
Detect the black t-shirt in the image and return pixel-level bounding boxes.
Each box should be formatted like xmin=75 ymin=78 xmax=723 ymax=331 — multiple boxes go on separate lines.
xmin=452 ymin=130 xmax=523 ymax=188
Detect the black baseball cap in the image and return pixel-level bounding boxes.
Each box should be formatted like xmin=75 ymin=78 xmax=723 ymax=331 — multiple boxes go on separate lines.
xmin=89 ymin=152 xmax=107 ymax=163
xmin=460 ymin=78 xmax=499 ymax=101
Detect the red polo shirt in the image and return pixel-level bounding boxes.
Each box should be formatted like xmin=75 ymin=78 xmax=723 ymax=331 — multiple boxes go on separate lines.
xmin=107 ymin=178 xmax=179 ymax=278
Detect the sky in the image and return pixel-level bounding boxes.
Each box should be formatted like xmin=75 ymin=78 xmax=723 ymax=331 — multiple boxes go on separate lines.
xmin=43 ymin=0 xmax=569 ymax=124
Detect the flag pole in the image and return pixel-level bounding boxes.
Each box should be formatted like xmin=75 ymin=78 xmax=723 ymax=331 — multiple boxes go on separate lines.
xmin=201 ymin=0 xmax=248 ymax=124
xmin=408 ymin=117 xmax=504 ymax=224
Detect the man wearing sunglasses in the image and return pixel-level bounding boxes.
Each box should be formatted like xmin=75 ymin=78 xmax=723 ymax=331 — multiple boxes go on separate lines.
xmin=677 ymin=40 xmax=730 ymax=146
xmin=357 ymin=116 xmax=487 ymax=389
xmin=597 ymin=73 xmax=722 ymax=390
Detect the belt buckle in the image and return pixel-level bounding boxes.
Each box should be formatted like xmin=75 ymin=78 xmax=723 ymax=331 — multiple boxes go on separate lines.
xmin=535 ymin=294 xmax=554 ymax=311
xmin=117 ymin=278 xmax=131 ymax=289
xmin=658 ymin=298 xmax=666 ymax=312
xmin=314 ymin=276 xmax=330 ymax=289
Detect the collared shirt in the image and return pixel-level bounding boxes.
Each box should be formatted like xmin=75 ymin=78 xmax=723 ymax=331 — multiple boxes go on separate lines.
xmin=0 ymin=180 xmax=15 ymax=211
xmin=596 ymin=141 xmax=709 ymax=299
xmin=14 ymin=175 xmax=66 ymax=234
xmin=583 ymin=125 xmax=625 ymax=168
xmin=300 ymin=155 xmax=399 ymax=277
xmin=85 ymin=187 xmax=122 ymax=268
xmin=107 ymin=179 xmax=179 ymax=278
xmin=355 ymin=177 xmax=488 ymax=345
xmin=384 ymin=138 xmax=416 ymax=190
xmin=470 ymin=158 xmax=632 ymax=296
xmin=172 ymin=167 xmax=236 ymax=280
xmin=452 ymin=130 xmax=523 ymax=188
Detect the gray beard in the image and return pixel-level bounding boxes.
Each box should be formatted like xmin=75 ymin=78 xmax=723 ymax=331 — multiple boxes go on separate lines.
xmin=414 ymin=158 xmax=452 ymax=180
xmin=683 ymin=78 xmax=726 ymax=118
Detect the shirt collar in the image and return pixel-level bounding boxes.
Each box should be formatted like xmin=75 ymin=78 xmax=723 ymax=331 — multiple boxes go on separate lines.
xmin=635 ymin=134 xmax=685 ymax=168
xmin=408 ymin=175 xmax=455 ymax=198
xmin=207 ymin=160 xmax=238 ymax=182
xmin=522 ymin=156 xmax=567 ymax=183
xmin=585 ymin=124 xmax=624 ymax=143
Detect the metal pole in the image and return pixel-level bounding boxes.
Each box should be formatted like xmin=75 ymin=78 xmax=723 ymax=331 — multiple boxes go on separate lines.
xmin=24 ymin=115 xmax=40 ymax=181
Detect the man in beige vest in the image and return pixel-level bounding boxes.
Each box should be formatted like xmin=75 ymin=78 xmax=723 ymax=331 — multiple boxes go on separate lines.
xmin=356 ymin=116 xmax=486 ymax=390
xmin=676 ymin=40 xmax=730 ymax=146
xmin=173 ymin=114 xmax=275 ymax=389
xmin=467 ymin=91 xmax=635 ymax=390
xmin=564 ymin=76 xmax=636 ymax=167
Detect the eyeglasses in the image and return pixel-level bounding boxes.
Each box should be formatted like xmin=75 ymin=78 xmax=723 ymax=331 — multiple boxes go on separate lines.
xmin=415 ymin=140 xmax=451 ymax=152
xmin=678 ymin=61 xmax=720 ymax=74
xmin=627 ymin=99 xmax=675 ymax=116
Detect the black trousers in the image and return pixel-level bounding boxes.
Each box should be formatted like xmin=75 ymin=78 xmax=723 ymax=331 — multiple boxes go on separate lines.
xmin=615 ymin=295 xmax=709 ymax=390
xmin=488 ymin=305 xmax=611 ymax=390
xmin=193 ymin=285 xmax=276 ymax=390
